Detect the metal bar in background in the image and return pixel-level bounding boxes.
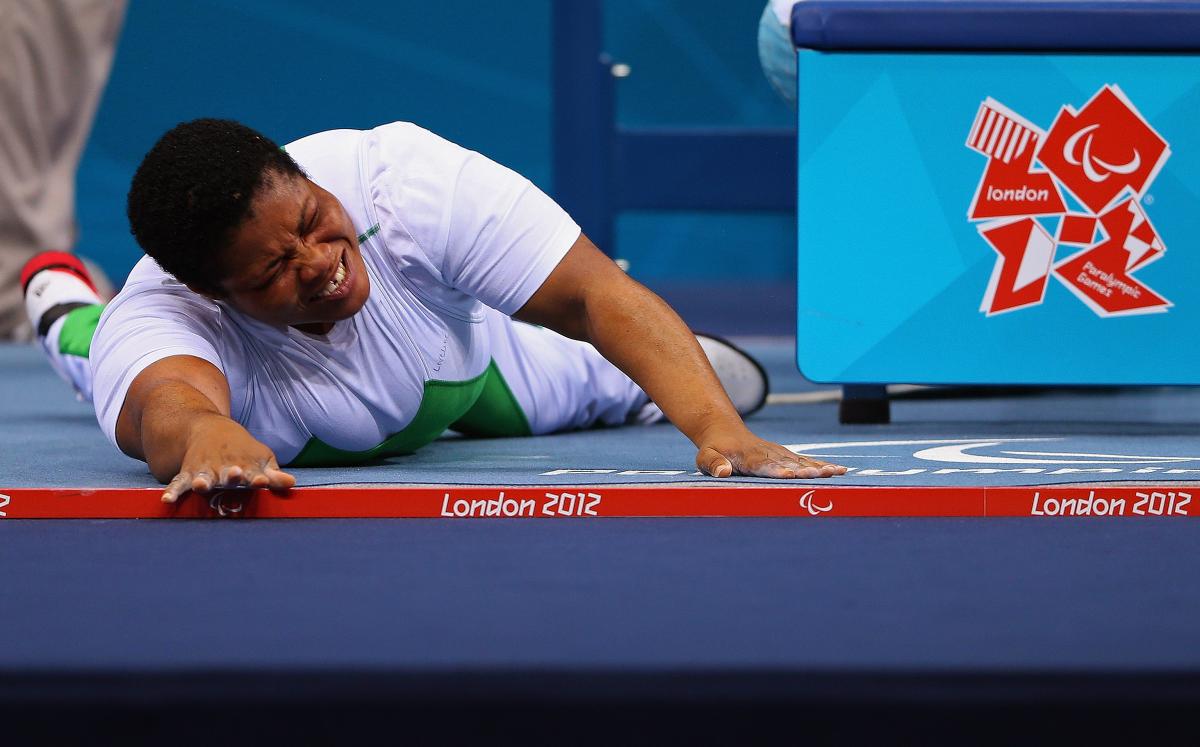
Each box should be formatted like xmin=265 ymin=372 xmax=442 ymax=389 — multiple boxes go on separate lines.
xmin=551 ymin=0 xmax=616 ymax=255
xmin=551 ymin=1 xmax=796 ymax=256
xmin=615 ymin=128 xmax=796 ymax=211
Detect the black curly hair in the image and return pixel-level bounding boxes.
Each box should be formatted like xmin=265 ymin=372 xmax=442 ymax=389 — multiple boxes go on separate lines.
xmin=127 ymin=118 xmax=305 ymax=294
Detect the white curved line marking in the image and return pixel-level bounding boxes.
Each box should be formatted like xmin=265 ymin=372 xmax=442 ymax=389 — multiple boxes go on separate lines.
xmin=1002 ymin=450 xmax=1197 ymax=462
xmin=783 ymin=439 xmax=1199 ymax=466
xmin=784 ymin=438 xmax=1056 ymax=458
xmin=914 ymin=443 xmax=1196 ymax=465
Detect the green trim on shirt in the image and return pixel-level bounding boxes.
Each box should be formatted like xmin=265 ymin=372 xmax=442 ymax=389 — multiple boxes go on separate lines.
xmin=287 ymin=359 xmax=531 ymax=467
xmin=356 ymin=224 xmax=380 ymax=244
xmin=451 ymin=362 xmax=532 ymax=439
xmin=57 ymin=304 xmax=105 ymax=358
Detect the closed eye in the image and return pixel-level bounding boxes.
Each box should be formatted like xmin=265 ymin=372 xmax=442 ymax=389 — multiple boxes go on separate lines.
xmin=253 ymin=254 xmax=290 ymax=291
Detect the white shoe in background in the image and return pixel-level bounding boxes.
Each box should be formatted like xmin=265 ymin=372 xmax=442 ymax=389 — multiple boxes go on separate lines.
xmin=630 ymin=333 xmax=770 ymax=425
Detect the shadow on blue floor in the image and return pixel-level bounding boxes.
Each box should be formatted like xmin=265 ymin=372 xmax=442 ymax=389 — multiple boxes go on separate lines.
xmin=3 ymin=341 xmax=1200 ymax=489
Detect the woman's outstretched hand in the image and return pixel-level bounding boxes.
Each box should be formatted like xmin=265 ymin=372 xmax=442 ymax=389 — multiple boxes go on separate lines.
xmin=695 ymin=426 xmax=846 ymax=479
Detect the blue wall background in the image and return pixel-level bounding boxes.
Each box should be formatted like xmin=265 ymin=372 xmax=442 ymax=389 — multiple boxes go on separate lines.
xmin=78 ymin=0 xmax=793 ymax=297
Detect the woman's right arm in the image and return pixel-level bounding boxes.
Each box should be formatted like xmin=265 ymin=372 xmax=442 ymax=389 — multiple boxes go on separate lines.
xmin=114 ymin=355 xmax=295 ymax=502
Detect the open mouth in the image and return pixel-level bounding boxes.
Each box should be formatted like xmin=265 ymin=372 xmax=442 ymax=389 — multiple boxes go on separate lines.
xmin=312 ymin=254 xmax=351 ymax=302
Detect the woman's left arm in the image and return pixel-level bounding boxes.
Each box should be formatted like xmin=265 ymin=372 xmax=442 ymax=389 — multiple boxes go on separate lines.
xmin=514 ymin=233 xmax=846 ymax=479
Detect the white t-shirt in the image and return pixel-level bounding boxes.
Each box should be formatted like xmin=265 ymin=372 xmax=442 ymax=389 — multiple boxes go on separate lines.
xmin=90 ymin=122 xmax=580 ymax=464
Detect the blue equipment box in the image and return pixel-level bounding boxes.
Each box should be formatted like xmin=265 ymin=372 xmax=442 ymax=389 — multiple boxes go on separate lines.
xmin=792 ymin=1 xmax=1200 ymax=384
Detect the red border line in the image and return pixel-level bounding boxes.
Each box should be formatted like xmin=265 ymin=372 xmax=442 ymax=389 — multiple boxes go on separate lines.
xmin=0 ymin=485 xmax=1195 ymax=519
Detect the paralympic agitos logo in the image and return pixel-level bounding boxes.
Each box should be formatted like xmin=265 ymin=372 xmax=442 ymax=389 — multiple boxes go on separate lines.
xmin=966 ymin=85 xmax=1171 ymax=317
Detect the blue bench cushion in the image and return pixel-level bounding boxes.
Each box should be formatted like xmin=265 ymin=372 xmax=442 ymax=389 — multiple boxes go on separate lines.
xmin=791 ymin=1 xmax=1200 ymax=51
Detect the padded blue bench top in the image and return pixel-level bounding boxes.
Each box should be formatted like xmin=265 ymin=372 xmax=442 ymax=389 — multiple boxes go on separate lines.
xmin=791 ymin=1 xmax=1200 ymax=50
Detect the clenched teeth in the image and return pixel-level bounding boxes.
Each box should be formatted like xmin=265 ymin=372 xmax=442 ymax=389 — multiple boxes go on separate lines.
xmin=317 ymin=259 xmax=348 ymax=298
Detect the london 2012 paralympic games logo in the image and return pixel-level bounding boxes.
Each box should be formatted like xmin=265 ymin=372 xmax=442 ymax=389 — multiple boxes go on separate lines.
xmin=966 ymin=85 xmax=1171 ymax=317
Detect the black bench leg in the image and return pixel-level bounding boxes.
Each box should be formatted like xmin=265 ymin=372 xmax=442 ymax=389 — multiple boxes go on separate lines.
xmin=839 ymin=384 xmax=890 ymax=424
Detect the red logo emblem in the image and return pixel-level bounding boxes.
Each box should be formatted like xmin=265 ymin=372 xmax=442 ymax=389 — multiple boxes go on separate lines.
xmin=967 ymin=85 xmax=1171 ymax=317
xmin=1038 ymin=87 xmax=1168 ymax=214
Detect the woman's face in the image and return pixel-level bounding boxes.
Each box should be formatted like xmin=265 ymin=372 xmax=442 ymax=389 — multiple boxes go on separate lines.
xmin=214 ymin=173 xmax=370 ymax=334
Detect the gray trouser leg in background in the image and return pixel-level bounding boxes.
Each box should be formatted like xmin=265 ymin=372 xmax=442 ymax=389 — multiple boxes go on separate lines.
xmin=0 ymin=0 xmax=126 ymax=340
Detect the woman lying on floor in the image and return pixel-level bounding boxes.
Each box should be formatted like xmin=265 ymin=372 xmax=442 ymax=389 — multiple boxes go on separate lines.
xmin=23 ymin=119 xmax=846 ymax=501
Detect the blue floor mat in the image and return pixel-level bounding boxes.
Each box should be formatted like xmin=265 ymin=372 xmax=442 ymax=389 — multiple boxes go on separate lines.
xmin=4 ymin=342 xmax=1200 ymax=488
